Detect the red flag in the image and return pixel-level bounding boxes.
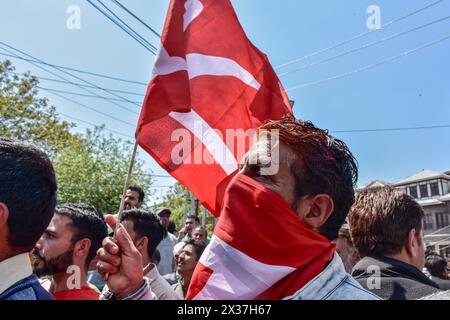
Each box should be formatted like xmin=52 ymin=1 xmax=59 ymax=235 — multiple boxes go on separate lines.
xmin=137 ymin=0 xmax=292 ymax=216
xmin=186 ymin=174 xmax=335 ymax=300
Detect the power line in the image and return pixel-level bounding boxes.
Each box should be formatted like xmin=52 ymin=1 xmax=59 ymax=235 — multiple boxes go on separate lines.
xmin=0 ymin=43 xmax=141 ymax=113
xmin=280 ymin=15 xmax=450 ymax=77
xmin=276 ymin=0 xmax=446 ymax=70
xmin=0 ymin=51 xmax=147 ymax=85
xmin=96 ymin=0 xmax=158 ymax=52
xmin=285 ymin=34 xmax=450 ymax=92
xmin=86 ymin=0 xmax=157 ymax=54
xmin=12 ymin=72 xmax=145 ymax=96
xmin=39 ymin=87 xmax=136 ymax=128
xmin=37 ymin=86 xmax=142 ymax=104
xmin=59 ymin=112 xmax=134 ymax=139
xmin=332 ymin=124 xmax=450 ymax=134
xmin=149 ymin=174 xmax=173 ymax=178
xmin=110 ymin=0 xmax=161 ymax=38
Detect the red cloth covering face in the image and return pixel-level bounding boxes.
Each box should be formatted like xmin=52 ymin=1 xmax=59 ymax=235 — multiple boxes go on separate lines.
xmin=187 ymin=173 xmax=336 ymax=300
xmin=53 ymin=286 xmax=99 ymax=301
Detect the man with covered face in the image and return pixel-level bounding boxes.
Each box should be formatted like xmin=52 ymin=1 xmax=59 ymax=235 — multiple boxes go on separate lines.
xmin=32 ymin=204 xmax=108 ymax=300
xmin=96 ymin=118 xmax=380 ymax=300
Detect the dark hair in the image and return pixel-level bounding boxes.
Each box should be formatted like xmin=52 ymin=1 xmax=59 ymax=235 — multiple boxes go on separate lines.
xmin=348 ymin=186 xmax=424 ymax=257
xmin=187 ymin=215 xmax=200 ymax=224
xmin=0 ymin=137 xmax=57 ymax=251
xmin=55 ymin=203 xmax=108 ymax=265
xmin=192 ymin=225 xmax=208 ymax=239
xmin=258 ymin=119 xmax=358 ymax=241
xmin=151 ymin=249 xmax=161 ymax=264
xmin=128 ymin=186 xmax=145 ymax=202
xmin=121 ymin=209 xmax=167 ymax=258
xmin=168 ymin=221 xmax=177 ymax=234
xmin=425 ymin=253 xmax=448 ymax=277
xmin=184 ymin=239 xmax=207 ymax=261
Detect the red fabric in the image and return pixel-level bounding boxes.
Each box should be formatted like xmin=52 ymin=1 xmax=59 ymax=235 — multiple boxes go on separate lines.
xmin=137 ymin=0 xmax=293 ymax=216
xmin=53 ymin=286 xmax=100 ymax=300
xmin=187 ymin=174 xmax=336 ymax=300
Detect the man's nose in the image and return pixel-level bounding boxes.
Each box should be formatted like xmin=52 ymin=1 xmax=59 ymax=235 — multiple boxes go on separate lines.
xmin=34 ymin=241 xmax=42 ymax=251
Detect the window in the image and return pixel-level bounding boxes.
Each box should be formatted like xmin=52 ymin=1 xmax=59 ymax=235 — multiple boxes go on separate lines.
xmin=436 ymin=212 xmax=450 ymax=229
xmin=420 ymin=184 xmax=429 ymax=198
xmin=424 ymin=215 xmax=434 ymax=230
xmin=409 ymin=186 xmax=418 ymax=199
xmin=430 ymin=182 xmax=440 ymax=197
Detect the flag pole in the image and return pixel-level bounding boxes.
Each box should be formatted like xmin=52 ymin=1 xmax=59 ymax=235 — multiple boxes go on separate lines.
xmin=104 ymin=130 xmax=141 ymax=282
xmin=113 ymin=129 xmax=142 ymax=238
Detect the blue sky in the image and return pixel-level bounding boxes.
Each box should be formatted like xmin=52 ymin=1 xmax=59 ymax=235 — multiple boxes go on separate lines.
xmin=1 ymin=0 xmax=449 ymax=203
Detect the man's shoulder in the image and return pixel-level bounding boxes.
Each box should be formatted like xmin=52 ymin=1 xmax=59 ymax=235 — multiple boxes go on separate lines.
xmin=355 ymin=274 xmax=440 ymax=300
xmin=430 ymin=276 xmax=450 ymax=290
xmin=0 ymin=275 xmax=54 ymax=300
xmin=168 ymin=232 xmax=178 ymax=241
xmin=286 ymin=253 xmax=381 ymax=300
xmin=327 ymin=274 xmax=381 ymax=300
xmin=158 ymin=233 xmax=178 ymax=246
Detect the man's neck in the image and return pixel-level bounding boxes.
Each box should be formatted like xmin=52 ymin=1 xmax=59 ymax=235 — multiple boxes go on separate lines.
xmin=180 ymin=272 xmax=193 ymax=292
xmin=384 ymin=251 xmax=419 ymax=270
xmin=142 ymin=254 xmax=150 ymax=271
xmin=0 ymin=244 xmax=20 ymax=263
xmin=51 ymin=266 xmax=88 ymax=293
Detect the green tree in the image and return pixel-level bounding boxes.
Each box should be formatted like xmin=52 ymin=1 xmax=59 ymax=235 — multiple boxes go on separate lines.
xmin=0 ymin=60 xmax=79 ymax=159
xmin=1 ymin=59 xmax=153 ymax=213
xmin=54 ymin=127 xmax=154 ymax=213
xmin=157 ymin=182 xmax=216 ymax=236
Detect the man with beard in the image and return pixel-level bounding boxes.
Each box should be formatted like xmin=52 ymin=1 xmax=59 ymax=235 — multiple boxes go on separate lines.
xmin=0 ymin=138 xmax=57 ymax=300
xmin=32 ymin=203 xmax=108 ymax=300
xmin=124 ymin=186 xmax=145 ymax=210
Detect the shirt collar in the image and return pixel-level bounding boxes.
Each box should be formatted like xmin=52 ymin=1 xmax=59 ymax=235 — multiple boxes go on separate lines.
xmin=0 ymin=253 xmax=33 ymax=295
xmin=284 ymin=252 xmax=348 ymax=300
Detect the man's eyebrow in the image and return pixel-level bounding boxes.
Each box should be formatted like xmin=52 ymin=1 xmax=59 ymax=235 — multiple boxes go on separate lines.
xmin=44 ymin=229 xmax=57 ymax=236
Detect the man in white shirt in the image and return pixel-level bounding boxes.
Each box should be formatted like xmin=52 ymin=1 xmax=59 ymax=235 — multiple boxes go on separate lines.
xmin=155 ymin=207 xmax=178 ymax=276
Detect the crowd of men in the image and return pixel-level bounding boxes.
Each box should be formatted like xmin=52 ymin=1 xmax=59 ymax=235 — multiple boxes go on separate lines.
xmin=1 ymin=118 xmax=449 ymax=300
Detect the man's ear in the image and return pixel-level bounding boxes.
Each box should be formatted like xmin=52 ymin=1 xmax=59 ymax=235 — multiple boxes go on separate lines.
xmin=404 ymin=228 xmax=418 ymax=258
xmin=0 ymin=203 xmax=9 ymax=229
xmin=74 ymin=238 xmax=91 ymax=259
xmin=302 ymin=194 xmax=334 ymax=230
xmin=135 ymin=236 xmax=149 ymax=253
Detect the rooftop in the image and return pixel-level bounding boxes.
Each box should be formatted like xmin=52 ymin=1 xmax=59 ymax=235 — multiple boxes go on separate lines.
xmin=394 ymin=169 xmax=450 ymax=186
xmin=360 ymin=180 xmax=391 ymax=190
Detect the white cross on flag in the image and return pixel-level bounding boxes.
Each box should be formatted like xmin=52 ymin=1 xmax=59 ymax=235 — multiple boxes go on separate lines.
xmin=136 ymin=0 xmax=293 ymax=215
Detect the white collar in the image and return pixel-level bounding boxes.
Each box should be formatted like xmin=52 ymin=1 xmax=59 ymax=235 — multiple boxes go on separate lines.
xmin=0 ymin=253 xmax=33 ymax=295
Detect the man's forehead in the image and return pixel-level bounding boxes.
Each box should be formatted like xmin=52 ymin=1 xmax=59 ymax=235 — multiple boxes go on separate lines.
xmin=48 ymin=214 xmax=72 ymax=232
xmin=126 ymin=190 xmax=138 ymax=196
xmin=246 ymin=136 xmax=297 ymax=165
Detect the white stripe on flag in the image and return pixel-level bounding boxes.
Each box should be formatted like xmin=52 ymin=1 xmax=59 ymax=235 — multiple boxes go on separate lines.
xmin=183 ymin=0 xmax=204 ymax=31
xmin=186 ymin=54 xmax=261 ymax=90
xmin=192 ymin=235 xmax=296 ymax=300
xmin=152 ymin=48 xmax=261 ymax=91
xmin=169 ymin=111 xmax=239 ymax=175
